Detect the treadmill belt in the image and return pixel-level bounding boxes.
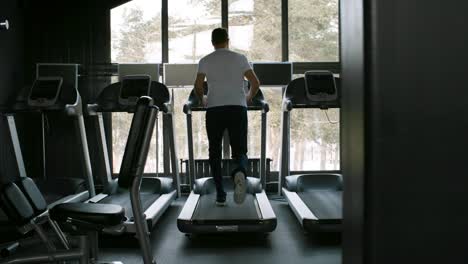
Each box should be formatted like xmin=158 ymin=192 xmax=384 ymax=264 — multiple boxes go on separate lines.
xmin=298 ymin=190 xmax=342 ymax=220
xmin=99 ymin=191 xmax=161 ymax=219
xmin=193 ymin=192 xmax=259 ymax=221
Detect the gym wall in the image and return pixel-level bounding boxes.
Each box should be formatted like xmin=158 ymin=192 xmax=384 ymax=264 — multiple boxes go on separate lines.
xmin=0 ymin=0 xmax=114 ymax=189
xmin=342 ymin=1 xmax=468 ymax=264
xmin=21 ymin=0 xmax=113 ymax=189
xmin=0 ymin=0 xmax=25 ymax=183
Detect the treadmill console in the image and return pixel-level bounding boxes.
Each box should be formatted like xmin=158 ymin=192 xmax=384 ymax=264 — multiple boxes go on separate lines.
xmin=28 ymin=77 xmax=63 ymax=107
xmin=119 ymin=75 xmax=151 ymax=106
xmin=304 ymin=71 xmax=338 ymax=102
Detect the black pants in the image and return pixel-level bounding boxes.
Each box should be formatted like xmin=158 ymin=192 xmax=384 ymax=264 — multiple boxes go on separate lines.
xmin=206 ymin=106 xmax=248 ymax=197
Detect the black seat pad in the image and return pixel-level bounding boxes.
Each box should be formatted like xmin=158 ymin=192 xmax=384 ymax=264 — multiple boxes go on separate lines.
xmin=50 ymin=203 xmax=125 ymax=227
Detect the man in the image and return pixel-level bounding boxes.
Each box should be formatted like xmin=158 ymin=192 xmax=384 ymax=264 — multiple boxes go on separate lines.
xmin=194 ymin=28 xmax=260 ymax=206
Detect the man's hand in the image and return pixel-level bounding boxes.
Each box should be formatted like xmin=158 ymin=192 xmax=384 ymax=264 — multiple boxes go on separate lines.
xmin=195 ymin=73 xmax=206 ymax=106
xmin=246 ymin=93 xmax=254 ymax=104
xmin=202 ymin=95 xmax=208 ymax=107
xmin=244 ymin=69 xmax=260 ymax=105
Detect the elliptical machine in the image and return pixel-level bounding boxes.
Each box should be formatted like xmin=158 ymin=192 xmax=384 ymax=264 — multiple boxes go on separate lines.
xmin=0 ymin=96 xmax=159 ymax=264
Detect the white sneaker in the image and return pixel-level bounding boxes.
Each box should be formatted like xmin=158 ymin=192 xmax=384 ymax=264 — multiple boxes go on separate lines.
xmin=233 ymin=171 xmax=247 ymax=204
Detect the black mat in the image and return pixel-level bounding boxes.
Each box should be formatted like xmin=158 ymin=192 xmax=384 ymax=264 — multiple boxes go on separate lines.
xmin=100 ymin=197 xmax=342 ymax=264
xmin=192 ymin=192 xmax=259 ymax=220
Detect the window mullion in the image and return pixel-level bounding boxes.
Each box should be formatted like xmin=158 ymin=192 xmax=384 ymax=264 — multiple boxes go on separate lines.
xmin=282 ymin=0 xmax=289 ymax=62
xmin=162 ymin=0 xmax=168 ymax=63
xmin=222 ymin=0 xmax=228 ymax=29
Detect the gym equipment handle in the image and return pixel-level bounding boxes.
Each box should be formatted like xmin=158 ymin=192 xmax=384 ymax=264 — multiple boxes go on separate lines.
xmin=0 ymin=19 xmax=9 ymax=30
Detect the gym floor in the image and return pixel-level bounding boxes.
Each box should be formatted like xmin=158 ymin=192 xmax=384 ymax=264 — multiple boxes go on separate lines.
xmin=100 ymin=197 xmax=342 ymax=264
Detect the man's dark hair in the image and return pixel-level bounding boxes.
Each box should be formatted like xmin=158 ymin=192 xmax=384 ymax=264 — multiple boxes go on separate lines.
xmin=211 ymin=28 xmax=229 ymax=45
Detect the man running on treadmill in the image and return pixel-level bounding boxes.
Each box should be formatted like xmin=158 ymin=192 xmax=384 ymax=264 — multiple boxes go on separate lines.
xmin=194 ymin=28 xmax=260 ymax=206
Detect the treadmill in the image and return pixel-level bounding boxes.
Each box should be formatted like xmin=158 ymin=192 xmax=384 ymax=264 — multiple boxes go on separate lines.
xmin=86 ymin=71 xmax=179 ymax=234
xmin=0 ymin=64 xmax=95 ymax=206
xmin=177 ymin=83 xmax=276 ymax=233
xmin=280 ymin=70 xmax=342 ymax=232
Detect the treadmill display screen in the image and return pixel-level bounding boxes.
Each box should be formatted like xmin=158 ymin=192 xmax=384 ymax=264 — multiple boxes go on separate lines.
xmin=305 ymin=74 xmax=335 ymax=95
xmin=29 ymin=78 xmax=62 ymax=100
xmin=120 ymin=77 xmax=151 ymax=99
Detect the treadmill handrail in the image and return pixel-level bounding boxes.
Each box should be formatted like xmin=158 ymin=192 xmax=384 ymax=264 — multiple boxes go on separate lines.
xmin=279 ymin=74 xmax=341 ymax=194
xmin=182 ymin=83 xmax=269 ymax=113
xmin=256 ymin=191 xmax=276 ymax=220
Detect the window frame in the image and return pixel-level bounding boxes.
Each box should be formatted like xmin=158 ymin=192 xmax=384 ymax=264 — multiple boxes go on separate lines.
xmin=161 ymin=0 xmax=340 ymax=70
xmin=110 ymin=0 xmax=341 ymax=174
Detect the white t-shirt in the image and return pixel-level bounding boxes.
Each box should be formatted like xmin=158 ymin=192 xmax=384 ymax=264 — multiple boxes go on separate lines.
xmin=197 ymin=48 xmax=252 ymax=108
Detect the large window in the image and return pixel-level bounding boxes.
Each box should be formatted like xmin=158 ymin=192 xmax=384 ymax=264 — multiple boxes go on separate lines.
xmin=111 ymin=0 xmax=340 ymax=173
xmin=112 ymin=113 xmax=162 ymax=173
xmin=290 ymin=109 xmax=340 ymax=170
xmin=260 ymin=88 xmax=283 ymax=170
xmin=228 ymin=0 xmax=282 ymax=61
xmin=111 ymin=0 xmax=162 ymax=63
xmin=169 ymin=0 xmax=221 ymax=63
xmin=289 ymin=0 xmax=339 ymax=62
xmin=172 ymin=88 xmax=208 ymax=160
xmin=111 ymin=0 xmax=339 ymax=64
xmin=111 ymin=0 xmax=162 ymax=173
xmin=259 ymin=88 xmax=340 ymax=171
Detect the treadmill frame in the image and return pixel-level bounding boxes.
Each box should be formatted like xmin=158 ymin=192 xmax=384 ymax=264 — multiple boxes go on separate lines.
xmin=86 ymin=77 xmax=179 ymax=234
xmin=1 ymin=64 xmax=96 ymax=207
xmin=178 ymin=86 xmax=276 ymax=234
xmin=279 ymin=73 xmax=342 ymax=232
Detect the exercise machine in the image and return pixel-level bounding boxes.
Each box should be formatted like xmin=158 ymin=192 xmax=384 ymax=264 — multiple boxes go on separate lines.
xmin=280 ymin=70 xmax=343 ymax=232
xmin=177 ymin=82 xmax=276 ymax=234
xmin=0 ymin=64 xmax=95 ymax=206
xmin=0 ymin=96 xmax=158 ymax=264
xmin=86 ymin=64 xmax=179 ymax=234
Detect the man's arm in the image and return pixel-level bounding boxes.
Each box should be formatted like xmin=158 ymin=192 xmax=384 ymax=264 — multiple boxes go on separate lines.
xmin=194 ymin=73 xmax=207 ymax=106
xmin=244 ymin=69 xmax=260 ymax=103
